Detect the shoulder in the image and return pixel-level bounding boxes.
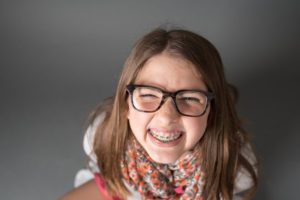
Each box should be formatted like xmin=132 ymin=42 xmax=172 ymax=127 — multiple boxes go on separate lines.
xmin=234 ymin=142 xmax=258 ymax=196
xmin=59 ymin=180 xmax=105 ymax=200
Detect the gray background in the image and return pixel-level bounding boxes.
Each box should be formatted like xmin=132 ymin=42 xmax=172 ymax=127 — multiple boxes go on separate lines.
xmin=1 ymin=1 xmax=299 ymax=199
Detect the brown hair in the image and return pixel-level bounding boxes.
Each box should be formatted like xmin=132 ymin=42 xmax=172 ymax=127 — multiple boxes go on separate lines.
xmin=93 ymin=28 xmax=258 ymax=199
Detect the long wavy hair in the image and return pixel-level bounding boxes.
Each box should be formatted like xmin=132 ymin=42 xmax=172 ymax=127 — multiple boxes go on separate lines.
xmin=92 ymin=28 xmax=258 ymax=199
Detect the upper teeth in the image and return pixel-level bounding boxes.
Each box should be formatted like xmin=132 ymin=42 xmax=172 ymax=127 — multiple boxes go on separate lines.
xmin=149 ymin=129 xmax=181 ymax=142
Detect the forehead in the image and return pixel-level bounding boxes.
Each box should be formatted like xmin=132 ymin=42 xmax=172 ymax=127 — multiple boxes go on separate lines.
xmin=134 ymin=53 xmax=207 ymax=91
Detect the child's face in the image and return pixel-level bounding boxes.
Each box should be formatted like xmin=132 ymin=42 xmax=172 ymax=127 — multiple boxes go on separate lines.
xmin=127 ymin=53 xmax=210 ymax=164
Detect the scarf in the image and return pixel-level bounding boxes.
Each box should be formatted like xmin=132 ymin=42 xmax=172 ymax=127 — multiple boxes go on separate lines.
xmin=121 ymin=139 xmax=205 ymax=199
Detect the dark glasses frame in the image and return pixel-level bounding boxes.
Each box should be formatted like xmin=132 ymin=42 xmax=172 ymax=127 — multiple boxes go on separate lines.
xmin=126 ymin=84 xmax=214 ymax=117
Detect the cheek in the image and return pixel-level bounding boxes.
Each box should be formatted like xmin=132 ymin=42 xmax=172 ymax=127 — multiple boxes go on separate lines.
xmin=127 ymin=104 xmax=151 ymax=136
xmin=127 ymin=108 xmax=139 ymax=139
xmin=191 ymin=118 xmax=207 ymax=134
xmin=184 ymin=115 xmax=209 ymax=144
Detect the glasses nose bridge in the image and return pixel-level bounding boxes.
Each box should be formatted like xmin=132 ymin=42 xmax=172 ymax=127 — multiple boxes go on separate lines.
xmin=161 ymin=91 xmax=177 ymax=106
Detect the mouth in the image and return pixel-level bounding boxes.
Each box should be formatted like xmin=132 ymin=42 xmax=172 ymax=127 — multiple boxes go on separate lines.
xmin=147 ymin=128 xmax=183 ymax=143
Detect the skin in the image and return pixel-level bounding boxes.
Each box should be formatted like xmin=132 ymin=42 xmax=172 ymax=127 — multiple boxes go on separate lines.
xmin=59 ymin=180 xmax=104 ymax=200
xmin=127 ymin=52 xmax=210 ymax=164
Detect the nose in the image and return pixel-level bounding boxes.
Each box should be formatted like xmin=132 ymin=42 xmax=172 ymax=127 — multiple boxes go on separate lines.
xmin=155 ymin=98 xmax=180 ymax=124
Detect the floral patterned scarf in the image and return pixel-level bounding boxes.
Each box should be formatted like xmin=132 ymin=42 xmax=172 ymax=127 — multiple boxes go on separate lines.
xmin=121 ymin=139 xmax=206 ymax=199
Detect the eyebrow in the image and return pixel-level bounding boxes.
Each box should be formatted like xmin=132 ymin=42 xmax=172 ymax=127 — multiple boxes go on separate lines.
xmin=134 ymin=79 xmax=208 ymax=90
xmin=131 ymin=84 xmax=209 ymax=93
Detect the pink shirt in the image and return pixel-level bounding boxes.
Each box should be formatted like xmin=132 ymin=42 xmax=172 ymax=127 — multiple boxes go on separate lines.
xmin=94 ymin=173 xmax=122 ymax=200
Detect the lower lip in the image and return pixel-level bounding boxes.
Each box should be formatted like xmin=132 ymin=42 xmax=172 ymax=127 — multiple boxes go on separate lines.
xmin=147 ymin=131 xmax=184 ymax=147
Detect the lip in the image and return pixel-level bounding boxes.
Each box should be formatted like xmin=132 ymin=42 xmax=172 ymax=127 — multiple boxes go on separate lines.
xmin=147 ymin=128 xmax=184 ymax=147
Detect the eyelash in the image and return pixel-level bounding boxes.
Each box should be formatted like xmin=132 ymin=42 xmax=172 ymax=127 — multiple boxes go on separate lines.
xmin=180 ymin=97 xmax=200 ymax=103
xmin=139 ymin=94 xmax=159 ymax=98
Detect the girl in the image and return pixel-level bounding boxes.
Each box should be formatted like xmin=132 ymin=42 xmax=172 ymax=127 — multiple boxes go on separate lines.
xmin=61 ymin=28 xmax=258 ymax=200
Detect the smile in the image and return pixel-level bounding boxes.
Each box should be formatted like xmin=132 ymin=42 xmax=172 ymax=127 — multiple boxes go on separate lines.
xmin=148 ymin=128 xmax=183 ymax=143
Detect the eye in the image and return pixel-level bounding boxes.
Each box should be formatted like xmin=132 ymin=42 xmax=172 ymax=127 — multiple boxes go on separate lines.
xmin=181 ymin=97 xmax=201 ymax=103
xmin=139 ymin=94 xmax=159 ymax=98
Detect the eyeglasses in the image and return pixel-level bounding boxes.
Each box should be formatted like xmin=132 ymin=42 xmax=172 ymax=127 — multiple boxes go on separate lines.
xmin=126 ymin=84 xmax=214 ymax=117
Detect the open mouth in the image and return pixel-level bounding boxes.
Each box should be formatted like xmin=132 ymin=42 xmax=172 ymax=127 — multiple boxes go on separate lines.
xmin=148 ymin=128 xmax=183 ymax=143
